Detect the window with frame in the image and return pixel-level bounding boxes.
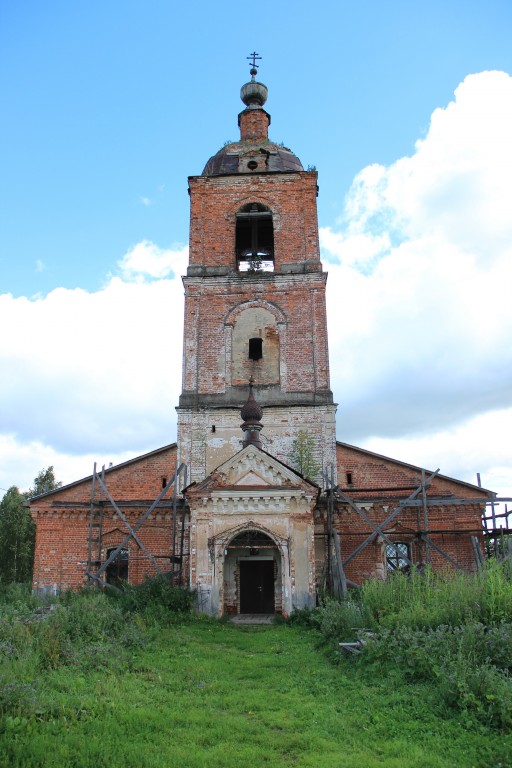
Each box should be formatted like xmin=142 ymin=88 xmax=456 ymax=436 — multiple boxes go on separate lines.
xmin=385 ymin=542 xmax=411 ymax=573
xmin=106 ymin=546 xmax=129 ymax=585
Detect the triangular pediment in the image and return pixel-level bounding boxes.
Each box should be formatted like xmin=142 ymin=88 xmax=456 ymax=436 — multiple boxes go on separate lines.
xmin=189 ymin=445 xmax=317 ymax=494
xmin=236 ymin=469 xmax=271 ymax=486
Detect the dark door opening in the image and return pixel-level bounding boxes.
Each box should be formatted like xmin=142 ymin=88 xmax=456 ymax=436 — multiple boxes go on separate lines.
xmin=239 ymin=560 xmax=275 ymax=614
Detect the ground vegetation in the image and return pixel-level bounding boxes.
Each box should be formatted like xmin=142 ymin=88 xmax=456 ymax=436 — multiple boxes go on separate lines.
xmin=1 ymin=568 xmax=511 ymax=766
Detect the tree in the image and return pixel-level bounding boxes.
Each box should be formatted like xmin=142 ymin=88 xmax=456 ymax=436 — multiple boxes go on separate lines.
xmin=0 ymin=486 xmax=35 ymax=583
xmin=29 ymin=466 xmax=62 ymax=498
xmin=290 ymin=431 xmax=320 ymax=481
xmin=0 ymin=466 xmax=62 ymax=584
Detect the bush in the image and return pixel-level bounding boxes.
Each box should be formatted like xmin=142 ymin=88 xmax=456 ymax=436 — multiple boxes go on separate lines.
xmin=112 ymin=574 xmax=195 ymax=621
xmin=314 ymin=562 xmax=512 ymax=730
xmin=317 ymin=596 xmax=372 ymax=642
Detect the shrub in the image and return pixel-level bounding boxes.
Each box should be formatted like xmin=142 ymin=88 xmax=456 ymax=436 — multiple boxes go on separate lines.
xmin=316 ymin=596 xmax=372 ymax=642
xmin=361 ymin=622 xmax=512 ymax=729
xmin=111 ymin=573 xmax=195 ymax=621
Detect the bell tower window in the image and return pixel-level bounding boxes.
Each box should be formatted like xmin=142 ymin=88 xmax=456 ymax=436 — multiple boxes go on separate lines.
xmin=248 ymin=337 xmax=263 ymax=360
xmin=236 ymin=203 xmax=274 ymax=272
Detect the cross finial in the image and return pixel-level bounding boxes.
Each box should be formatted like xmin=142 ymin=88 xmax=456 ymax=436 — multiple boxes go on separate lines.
xmin=247 ymin=52 xmax=261 ymax=81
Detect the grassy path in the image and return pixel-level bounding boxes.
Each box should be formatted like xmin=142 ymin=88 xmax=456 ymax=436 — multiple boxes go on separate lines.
xmin=2 ymin=621 xmax=510 ymax=767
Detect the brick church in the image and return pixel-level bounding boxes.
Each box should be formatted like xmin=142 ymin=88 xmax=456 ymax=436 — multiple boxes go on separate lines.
xmin=29 ymin=62 xmax=491 ymax=616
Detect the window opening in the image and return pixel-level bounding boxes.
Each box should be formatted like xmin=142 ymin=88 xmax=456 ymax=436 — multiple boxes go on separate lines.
xmin=236 ymin=203 xmax=274 ymax=272
xmin=385 ymin=542 xmax=411 ymax=573
xmin=248 ymin=337 xmax=263 ymax=360
xmin=162 ymin=476 xmax=167 ymax=489
xmin=106 ymin=547 xmax=129 ymax=585
xmin=346 ymin=471 xmax=353 ymax=485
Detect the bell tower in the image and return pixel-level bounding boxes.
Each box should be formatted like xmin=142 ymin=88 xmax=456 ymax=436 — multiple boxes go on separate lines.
xmin=177 ymin=57 xmax=337 ymax=484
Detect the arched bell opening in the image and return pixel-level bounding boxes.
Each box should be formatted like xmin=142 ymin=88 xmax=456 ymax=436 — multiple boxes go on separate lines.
xmin=235 ymin=203 xmax=274 ymax=272
xmin=223 ymin=529 xmax=282 ymax=615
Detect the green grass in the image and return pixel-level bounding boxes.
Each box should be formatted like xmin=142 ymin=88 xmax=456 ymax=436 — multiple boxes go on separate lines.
xmin=2 ymin=568 xmax=512 ymax=767
xmin=1 ymin=619 xmax=511 ymax=768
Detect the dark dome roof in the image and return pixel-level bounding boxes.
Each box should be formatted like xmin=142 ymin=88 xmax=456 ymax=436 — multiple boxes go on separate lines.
xmin=240 ymin=386 xmax=263 ymax=423
xmin=203 ymin=140 xmax=303 ymax=176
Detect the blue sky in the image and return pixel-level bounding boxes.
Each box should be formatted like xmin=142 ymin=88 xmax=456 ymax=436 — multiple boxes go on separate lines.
xmin=2 ymin=0 xmax=510 ymax=296
xmin=1 ymin=0 xmax=512 ymax=507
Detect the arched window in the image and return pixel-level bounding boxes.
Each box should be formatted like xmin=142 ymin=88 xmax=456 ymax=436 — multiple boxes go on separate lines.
xmin=236 ymin=203 xmax=274 ymax=272
xmin=106 ymin=547 xmax=129 ymax=585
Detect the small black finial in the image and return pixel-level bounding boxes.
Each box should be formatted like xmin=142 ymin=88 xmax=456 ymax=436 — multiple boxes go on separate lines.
xmin=247 ymin=52 xmax=261 ymax=81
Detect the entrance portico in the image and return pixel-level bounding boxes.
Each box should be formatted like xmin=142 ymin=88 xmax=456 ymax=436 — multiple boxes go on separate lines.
xmin=185 ymin=441 xmax=318 ymax=618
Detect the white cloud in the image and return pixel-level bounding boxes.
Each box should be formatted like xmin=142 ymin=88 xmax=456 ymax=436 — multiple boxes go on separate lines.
xmin=117 ymin=240 xmax=189 ymax=281
xmin=0 ymin=434 xmax=138 ymax=495
xmin=322 ymin=70 xmax=512 ymax=497
xmin=140 ymin=196 xmax=152 ymax=207
xmin=0 ymin=241 xmax=187 ymax=493
xmin=35 ymin=260 xmax=45 ymax=273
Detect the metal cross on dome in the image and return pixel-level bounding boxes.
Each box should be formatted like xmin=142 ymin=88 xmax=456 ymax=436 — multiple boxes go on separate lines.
xmin=247 ymin=51 xmax=261 ymax=71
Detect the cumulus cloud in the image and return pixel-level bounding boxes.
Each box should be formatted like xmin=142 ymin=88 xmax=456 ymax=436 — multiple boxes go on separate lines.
xmin=0 ymin=241 xmax=188 ymax=492
xmin=321 ymin=70 xmax=512 ymax=496
xmin=117 ymin=240 xmax=188 ymax=281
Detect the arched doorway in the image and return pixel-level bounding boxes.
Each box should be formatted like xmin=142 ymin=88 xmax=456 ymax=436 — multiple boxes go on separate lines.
xmin=224 ymin=530 xmax=282 ymax=615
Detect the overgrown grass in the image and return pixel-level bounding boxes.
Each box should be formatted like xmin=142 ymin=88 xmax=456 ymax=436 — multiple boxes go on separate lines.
xmin=1 ymin=568 xmax=512 ymax=766
xmin=299 ymin=560 xmax=512 ymax=731
xmin=1 ymin=618 xmax=511 ymax=767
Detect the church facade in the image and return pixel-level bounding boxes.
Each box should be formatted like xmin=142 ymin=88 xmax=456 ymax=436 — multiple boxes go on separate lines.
xmin=29 ymin=64 xmax=491 ymax=615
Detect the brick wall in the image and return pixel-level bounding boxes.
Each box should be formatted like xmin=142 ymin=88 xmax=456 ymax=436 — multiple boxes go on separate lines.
xmin=312 ymin=442 xmax=489 ymax=587
xmin=30 ymin=445 xmax=183 ymax=592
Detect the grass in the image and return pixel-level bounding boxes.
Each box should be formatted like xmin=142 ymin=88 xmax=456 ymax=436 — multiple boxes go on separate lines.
xmin=2 ymin=620 xmax=511 ymax=768
xmin=1 ymin=567 xmax=512 ymax=767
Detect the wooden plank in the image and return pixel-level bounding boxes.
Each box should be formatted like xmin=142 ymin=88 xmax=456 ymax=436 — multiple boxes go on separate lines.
xmin=93 ymin=464 xmax=186 ymax=580
xmin=336 ymin=488 xmax=414 ymax=569
xmin=341 ymin=469 xmax=440 ymax=567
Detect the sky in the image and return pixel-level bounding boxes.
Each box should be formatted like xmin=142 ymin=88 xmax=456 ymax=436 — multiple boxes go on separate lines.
xmin=1 ymin=1 xmax=511 ymax=518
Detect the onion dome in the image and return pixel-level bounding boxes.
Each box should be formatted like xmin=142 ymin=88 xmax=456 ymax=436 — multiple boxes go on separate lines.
xmin=202 ymin=56 xmax=303 ymax=176
xmin=241 ymin=378 xmax=264 ymax=449
xmin=240 ymin=74 xmax=268 ymax=108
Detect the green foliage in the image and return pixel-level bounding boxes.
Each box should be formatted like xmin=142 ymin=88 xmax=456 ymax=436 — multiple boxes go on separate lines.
xmin=1 ymin=619 xmax=508 ymax=767
xmin=306 ymin=561 xmax=512 ymax=730
xmin=28 ymin=465 xmax=62 ymax=498
xmin=0 ymin=465 xmax=62 ymax=585
xmin=360 ymin=560 xmax=512 ymax=628
xmin=289 ymin=430 xmax=320 ymax=480
xmin=112 ymin=573 xmax=195 ymax=623
xmin=0 ymin=487 xmax=36 ymax=584
xmin=363 ymin=623 xmax=512 ymax=730
xmin=316 ymin=595 xmax=372 ymax=642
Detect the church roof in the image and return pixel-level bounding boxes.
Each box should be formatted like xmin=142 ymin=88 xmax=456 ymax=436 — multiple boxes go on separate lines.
xmin=202 ymin=141 xmax=303 ymax=176
xmin=202 ymin=58 xmax=303 ymax=176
